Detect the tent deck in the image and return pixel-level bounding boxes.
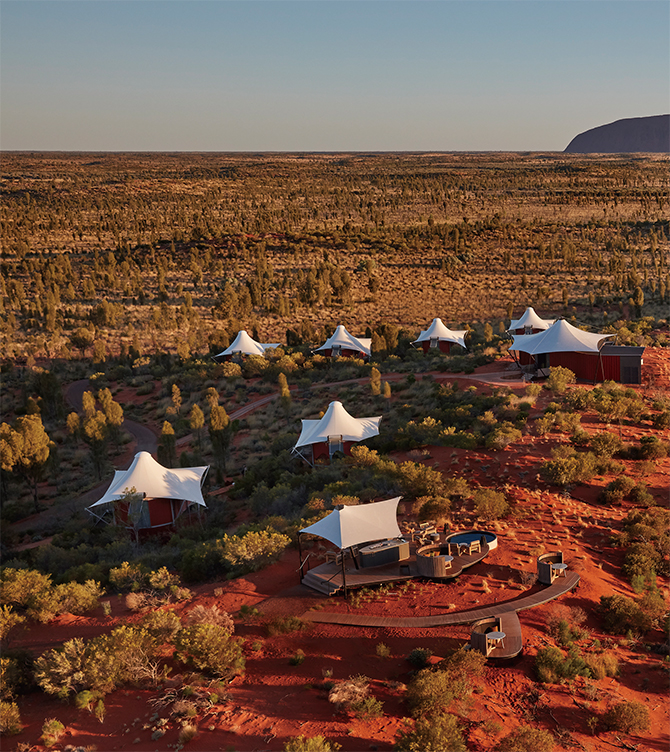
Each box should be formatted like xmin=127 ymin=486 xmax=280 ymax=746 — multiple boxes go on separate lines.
xmin=301 ymin=545 xmax=489 ymax=596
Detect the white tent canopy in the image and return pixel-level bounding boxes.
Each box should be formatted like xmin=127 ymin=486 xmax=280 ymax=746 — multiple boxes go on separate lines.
xmin=509 ymin=307 xmax=555 ymax=332
xmin=216 ymin=330 xmax=280 ymax=358
xmin=293 ymin=401 xmax=382 ymax=450
xmin=510 ymin=319 xmax=614 ymax=356
xmin=314 ymin=325 xmax=372 ymax=357
xmin=88 ymin=451 xmax=208 ymax=509
xmin=412 ymin=318 xmax=468 ymax=348
xmin=300 ymin=497 xmax=402 ymax=550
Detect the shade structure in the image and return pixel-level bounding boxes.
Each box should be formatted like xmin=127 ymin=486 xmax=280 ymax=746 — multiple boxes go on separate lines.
xmin=508 ymin=307 xmax=555 ymax=332
xmin=215 ymin=330 xmax=280 ymax=358
xmin=293 ymin=401 xmax=382 ymax=450
xmin=510 ymin=319 xmax=614 ymax=355
xmin=300 ymin=497 xmax=402 ymax=550
xmin=89 ymin=452 xmax=208 ymax=509
xmin=314 ymin=325 xmax=372 ymax=358
xmin=412 ymin=318 xmax=468 ymax=349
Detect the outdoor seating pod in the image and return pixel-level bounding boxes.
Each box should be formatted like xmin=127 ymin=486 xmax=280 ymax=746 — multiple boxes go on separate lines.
xmin=537 ymin=551 xmax=565 ymax=585
xmin=415 ymin=544 xmax=455 ymax=578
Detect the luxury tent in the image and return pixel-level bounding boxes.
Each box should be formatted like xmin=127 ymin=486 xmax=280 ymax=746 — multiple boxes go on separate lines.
xmin=508 ymin=307 xmax=555 ymax=334
xmin=510 ymin=319 xmax=625 ymax=382
xmin=314 ymin=325 xmax=372 ymax=359
xmin=87 ymin=451 xmax=209 ymax=532
xmin=292 ymin=400 xmax=382 ymax=465
xmin=412 ymin=318 xmax=468 ymax=354
xmin=298 ymin=497 xmax=402 ymax=595
xmin=214 ymin=330 xmax=280 ymax=360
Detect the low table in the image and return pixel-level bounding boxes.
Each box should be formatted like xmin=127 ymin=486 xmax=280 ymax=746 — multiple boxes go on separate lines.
xmin=551 ymin=562 xmax=568 ymax=577
xmin=359 ymin=539 xmax=410 ymax=568
xmin=486 ymin=631 xmax=506 ymax=652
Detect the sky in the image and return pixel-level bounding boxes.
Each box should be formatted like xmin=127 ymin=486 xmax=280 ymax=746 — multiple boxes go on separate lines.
xmin=1 ymin=0 xmax=668 ymax=152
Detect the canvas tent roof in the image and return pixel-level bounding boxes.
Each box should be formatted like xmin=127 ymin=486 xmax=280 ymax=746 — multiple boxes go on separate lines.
xmin=509 ymin=307 xmax=555 ymax=331
xmin=413 ymin=318 xmax=468 ymax=348
xmin=88 ymin=452 xmax=208 ymax=509
xmin=314 ymin=325 xmax=372 ymax=357
xmin=300 ymin=497 xmax=402 ymax=550
xmin=293 ymin=401 xmax=382 ymax=450
xmin=216 ymin=330 xmax=280 ymax=358
xmin=510 ymin=319 xmax=614 ymax=356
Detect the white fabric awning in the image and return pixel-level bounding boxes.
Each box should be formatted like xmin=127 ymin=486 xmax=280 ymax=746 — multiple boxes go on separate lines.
xmin=216 ymin=330 xmax=280 ymax=358
xmin=412 ymin=318 xmax=468 ymax=348
xmin=509 ymin=307 xmax=555 ymax=332
xmin=88 ymin=451 xmax=208 ymax=509
xmin=511 ymin=319 xmax=614 ymax=355
xmin=300 ymin=497 xmax=402 ymax=550
xmin=314 ymin=325 xmax=371 ymax=357
xmin=293 ymin=401 xmax=382 ymax=449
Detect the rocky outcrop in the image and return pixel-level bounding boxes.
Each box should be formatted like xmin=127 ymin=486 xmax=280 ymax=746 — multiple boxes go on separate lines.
xmin=564 ymin=114 xmax=669 ymax=153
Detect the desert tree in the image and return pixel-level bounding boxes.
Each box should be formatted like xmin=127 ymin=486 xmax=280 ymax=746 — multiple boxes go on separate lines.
xmin=209 ymin=405 xmax=232 ymax=475
xmin=189 ymin=404 xmax=205 ymax=454
xmin=157 ymin=421 xmax=176 ymax=468
xmin=70 ymin=327 xmax=95 ymax=358
xmin=278 ymin=373 xmax=292 ymax=421
xmin=370 ymin=367 xmax=381 ymax=396
xmin=2 ymin=415 xmax=52 ymax=512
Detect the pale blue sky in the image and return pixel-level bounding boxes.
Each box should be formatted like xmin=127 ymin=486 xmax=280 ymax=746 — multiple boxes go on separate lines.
xmin=1 ymin=0 xmax=668 ymax=151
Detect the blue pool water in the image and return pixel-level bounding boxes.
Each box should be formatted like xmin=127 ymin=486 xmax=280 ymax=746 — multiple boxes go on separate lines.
xmin=448 ymin=531 xmax=497 ymax=545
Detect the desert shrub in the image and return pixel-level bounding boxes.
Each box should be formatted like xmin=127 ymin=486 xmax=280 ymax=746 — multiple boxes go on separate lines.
xmin=0 ymin=700 xmax=21 ymax=735
xmin=589 ymin=432 xmax=623 ymax=457
xmin=485 ymin=424 xmax=521 ymax=450
xmin=284 ymin=735 xmax=341 ymax=752
xmin=652 ymin=410 xmax=670 ymax=429
xmin=0 ymin=651 xmax=35 ymax=699
xmin=328 ymin=675 xmax=371 ymax=713
xmin=54 ymin=580 xmax=104 ymax=615
xmin=185 ymin=605 xmax=234 ymax=633
xmin=0 ymin=606 xmax=25 ymax=643
xmin=394 ymin=713 xmax=466 ymax=752
xmin=499 ymin=724 xmax=555 ymax=752
xmin=622 ymin=542 xmax=662 ymax=580
xmin=376 ymin=642 xmax=391 ymax=658
xmin=473 ymin=488 xmax=509 ymax=520
xmin=598 ymin=595 xmax=652 ymax=635
xmin=417 ymin=496 xmax=450 ymax=522
xmin=549 ymin=618 xmax=587 ymax=647
xmin=406 ymin=647 xmax=433 ymax=669
xmin=553 ymin=411 xmax=582 ymax=434
xmin=534 ymin=413 xmax=555 ymax=436
xmin=222 ymin=361 xmax=243 ymax=379
xmin=41 ymin=718 xmax=65 ymax=747
xmin=108 ymin=561 xmax=146 ymax=591
xmin=217 ymin=529 xmax=291 ymax=574
xmin=540 ymin=449 xmax=599 ymax=487
xmin=562 ymin=387 xmax=591 ymax=411
xmin=546 ymin=367 xmax=576 ymax=395
xmin=440 ymin=645 xmax=487 ymax=677
xmin=175 ymin=623 xmax=245 ymax=680
xmin=0 ymin=568 xmax=60 ymax=623
xmin=266 ymin=616 xmax=306 ymax=636
xmin=289 ymin=649 xmax=306 ymax=666
xmin=534 ymin=646 xmax=590 ymax=683
xmin=178 ymin=723 xmax=198 ymax=743
xmin=35 ymin=626 xmax=158 ymax=698
xmin=585 ymin=653 xmax=619 ymax=680
xmin=602 ymin=701 xmax=650 ymax=734
xmin=141 ymin=609 xmax=182 ymax=640
xmin=598 ymin=476 xmax=636 ymax=504
xmin=406 ymin=667 xmax=472 ymax=717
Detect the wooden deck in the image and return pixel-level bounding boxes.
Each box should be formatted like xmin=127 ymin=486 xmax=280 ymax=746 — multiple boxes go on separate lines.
xmin=301 ymin=544 xmax=490 ymax=596
xmin=302 ymin=571 xmax=580 ymax=659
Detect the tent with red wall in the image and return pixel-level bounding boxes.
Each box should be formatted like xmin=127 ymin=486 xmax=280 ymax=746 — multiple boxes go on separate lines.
xmin=314 ymin=325 xmax=372 ymax=359
xmin=87 ymin=451 xmax=209 ymax=531
xmin=215 ymin=330 xmax=280 ymax=360
xmin=508 ymin=308 xmax=555 ymax=365
xmin=412 ymin=318 xmax=468 ymax=354
xmin=292 ymin=401 xmax=381 ymax=465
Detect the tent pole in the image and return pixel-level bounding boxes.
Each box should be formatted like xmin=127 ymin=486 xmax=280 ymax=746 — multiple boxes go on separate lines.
xmin=297 ymin=534 xmax=304 ymax=585
xmin=341 ymin=555 xmax=347 ymax=600
xmin=594 ymin=347 xmax=604 ymax=385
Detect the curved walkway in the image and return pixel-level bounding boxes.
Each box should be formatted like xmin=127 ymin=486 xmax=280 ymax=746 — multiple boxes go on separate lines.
xmin=302 ymin=571 xmax=580 ymax=658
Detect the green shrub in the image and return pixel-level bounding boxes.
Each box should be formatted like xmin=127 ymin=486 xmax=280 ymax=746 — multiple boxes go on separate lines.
xmin=598 ymin=476 xmax=636 ymax=504
xmin=417 ymin=496 xmax=450 ymax=522
xmin=266 ymin=616 xmax=307 ymax=636
xmin=376 ymin=642 xmax=391 ymax=658
xmin=41 ymin=718 xmax=65 ymax=747
xmin=585 ymin=653 xmax=619 ymax=680
xmin=546 ymin=367 xmax=576 ymax=395
xmin=499 ymin=724 xmax=555 ymax=752
xmin=289 ymin=649 xmax=306 ymax=666
xmin=602 ymin=701 xmax=650 ymax=734
xmin=54 ymin=580 xmax=104 ymax=615
xmin=406 ymin=668 xmax=472 ymax=717
xmin=622 ymin=542 xmax=662 ymax=580
xmin=589 ymin=432 xmax=623 ymax=457
xmin=534 ymin=646 xmax=590 ymax=683
xmin=473 ymin=488 xmax=509 ymax=520
xmin=0 ymin=606 xmax=25 ymax=642
xmin=598 ymin=595 xmax=652 ymax=635
xmin=406 ymin=647 xmax=433 ymax=669
xmin=175 ymin=624 xmax=245 ymax=680
xmin=0 ymin=701 xmax=21 ymax=735
xmin=284 ymin=735 xmax=341 ymax=752
xmin=394 ymin=712 xmax=466 ymax=752
xmin=485 ymin=424 xmax=522 ymax=450
xmin=141 ymin=609 xmax=182 ymax=640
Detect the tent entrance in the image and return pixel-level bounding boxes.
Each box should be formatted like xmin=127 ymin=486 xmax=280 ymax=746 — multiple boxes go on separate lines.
xmin=328 ymin=435 xmax=344 ymax=457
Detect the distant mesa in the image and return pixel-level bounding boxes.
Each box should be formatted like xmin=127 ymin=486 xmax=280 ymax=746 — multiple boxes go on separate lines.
xmin=564 ymin=114 xmax=669 ymax=153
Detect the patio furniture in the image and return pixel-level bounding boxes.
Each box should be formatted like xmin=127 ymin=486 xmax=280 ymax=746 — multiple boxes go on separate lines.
xmin=468 ymin=540 xmax=481 ymax=555
xmin=486 ymin=630 xmax=506 ymax=654
xmin=359 ymin=538 xmax=410 ymax=568
xmin=551 ymin=562 xmax=568 ymax=578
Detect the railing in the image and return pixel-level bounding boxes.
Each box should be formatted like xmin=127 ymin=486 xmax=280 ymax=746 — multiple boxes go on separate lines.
xmin=298 ymin=553 xmax=312 ymax=578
